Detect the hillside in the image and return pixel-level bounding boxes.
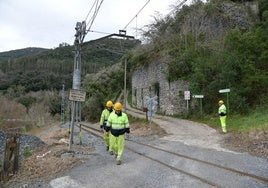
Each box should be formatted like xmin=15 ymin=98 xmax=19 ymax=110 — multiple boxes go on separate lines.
xmin=0 ymin=37 xmax=140 ymax=92
xmin=127 ymin=0 xmax=268 ymax=114
xmin=0 ymin=48 xmax=49 ymax=62
xmin=0 ymin=0 xmax=267 ymax=125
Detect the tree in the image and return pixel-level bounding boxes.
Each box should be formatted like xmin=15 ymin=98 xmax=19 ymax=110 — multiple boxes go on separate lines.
xmin=17 ymin=96 xmax=36 ymax=114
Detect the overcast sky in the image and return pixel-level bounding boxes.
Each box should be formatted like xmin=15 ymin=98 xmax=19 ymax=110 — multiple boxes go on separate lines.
xmin=0 ymin=0 xmax=195 ymax=52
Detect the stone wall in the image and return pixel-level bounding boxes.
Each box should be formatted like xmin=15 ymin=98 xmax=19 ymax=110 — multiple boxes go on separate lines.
xmin=131 ymin=59 xmax=189 ymax=115
xmin=131 ymin=1 xmax=259 ymax=116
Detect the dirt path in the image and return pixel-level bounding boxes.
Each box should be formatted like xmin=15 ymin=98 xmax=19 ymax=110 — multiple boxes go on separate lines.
xmin=125 ymin=100 xmax=268 ymax=159
xmin=125 ymin=103 xmax=232 ymax=153
xmin=2 ymin=104 xmax=266 ymax=187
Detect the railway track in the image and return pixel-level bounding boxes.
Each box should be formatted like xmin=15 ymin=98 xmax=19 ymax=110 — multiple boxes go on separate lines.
xmin=78 ymin=123 xmax=268 ymax=188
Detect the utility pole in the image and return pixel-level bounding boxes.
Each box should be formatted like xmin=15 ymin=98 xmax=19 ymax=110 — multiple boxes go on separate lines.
xmin=61 ymin=84 xmax=65 ymax=124
xmin=68 ymin=0 xmax=104 ymax=150
xmin=124 ymin=59 xmax=127 ymax=112
xmin=69 ymin=21 xmax=86 ymax=151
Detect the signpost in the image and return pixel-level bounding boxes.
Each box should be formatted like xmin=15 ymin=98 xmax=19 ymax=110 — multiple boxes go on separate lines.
xmin=219 ymin=88 xmax=230 ymax=114
xmin=219 ymin=89 xmax=230 ymax=93
xmin=192 ymin=95 xmax=204 ymax=116
xmin=192 ymin=95 xmax=204 ymax=99
xmin=68 ymin=89 xmax=86 ymax=150
xmin=69 ymin=89 xmax=86 ymax=102
xmin=184 ymin=91 xmax=191 ymax=114
xmin=61 ymin=84 xmax=65 ymax=124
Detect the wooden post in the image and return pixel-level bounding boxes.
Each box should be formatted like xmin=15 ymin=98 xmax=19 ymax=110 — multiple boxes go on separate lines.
xmin=1 ymin=131 xmax=20 ymax=182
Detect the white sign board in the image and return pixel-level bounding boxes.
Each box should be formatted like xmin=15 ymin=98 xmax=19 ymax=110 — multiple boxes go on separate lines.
xmin=192 ymin=95 xmax=204 ymax=98
xmin=184 ymin=91 xmax=191 ymax=100
xmin=69 ymin=89 xmax=86 ymax=102
xmin=219 ymin=88 xmax=230 ymax=93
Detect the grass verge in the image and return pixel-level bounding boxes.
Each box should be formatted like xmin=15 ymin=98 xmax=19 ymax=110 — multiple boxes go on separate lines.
xmin=197 ymin=105 xmax=268 ymax=133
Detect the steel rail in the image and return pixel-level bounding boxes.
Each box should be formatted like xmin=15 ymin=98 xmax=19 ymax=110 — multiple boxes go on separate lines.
xmin=78 ymin=123 xmax=218 ymax=187
xmin=129 ymin=139 xmax=268 ymax=184
xmin=79 ymin=123 xmax=268 ymax=185
xmin=124 ymin=106 xmax=268 ymax=184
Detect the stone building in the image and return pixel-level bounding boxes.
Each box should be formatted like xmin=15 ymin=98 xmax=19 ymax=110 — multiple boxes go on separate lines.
xmin=131 ymin=1 xmax=259 ymax=116
xmin=131 ymin=58 xmax=189 ymax=116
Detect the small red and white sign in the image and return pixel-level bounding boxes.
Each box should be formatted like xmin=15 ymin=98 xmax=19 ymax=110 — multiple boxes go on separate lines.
xmin=184 ymin=91 xmax=191 ymax=100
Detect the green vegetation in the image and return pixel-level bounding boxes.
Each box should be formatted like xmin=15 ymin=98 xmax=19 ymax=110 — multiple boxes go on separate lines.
xmin=0 ymin=47 xmax=48 ymax=62
xmin=0 ymin=0 xmax=267 ymax=134
xmin=199 ymin=104 xmax=268 ymax=133
xmin=82 ymin=63 xmax=126 ymax=121
xmin=128 ymin=0 xmax=268 ymax=115
xmin=23 ymin=145 xmax=32 ymax=158
xmin=0 ymin=38 xmax=139 ymax=124
xmin=0 ymin=38 xmax=140 ymax=92
xmin=17 ymin=96 xmax=37 ymax=113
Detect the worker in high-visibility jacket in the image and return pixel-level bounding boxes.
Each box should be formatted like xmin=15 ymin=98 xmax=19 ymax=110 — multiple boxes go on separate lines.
xmin=100 ymin=100 xmax=114 ymax=151
xmin=218 ymin=100 xmax=227 ymax=133
xmin=106 ymin=102 xmax=130 ymax=165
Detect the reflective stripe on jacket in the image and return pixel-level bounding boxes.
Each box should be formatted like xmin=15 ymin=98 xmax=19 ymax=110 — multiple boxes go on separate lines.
xmin=218 ymin=104 xmax=227 ymax=116
xmin=106 ymin=111 xmax=130 ymax=136
xmin=100 ymin=109 xmax=111 ymax=126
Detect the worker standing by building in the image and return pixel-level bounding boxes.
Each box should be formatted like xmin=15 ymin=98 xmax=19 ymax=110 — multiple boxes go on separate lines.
xmin=100 ymin=100 xmax=114 ymax=151
xmin=218 ymin=100 xmax=227 ymax=133
xmin=106 ymin=102 xmax=130 ymax=165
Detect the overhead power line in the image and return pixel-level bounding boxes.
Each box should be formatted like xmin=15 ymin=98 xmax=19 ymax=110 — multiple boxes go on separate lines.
xmin=123 ymin=0 xmax=150 ymax=30
xmin=86 ymin=0 xmax=104 ymax=34
xmin=74 ymin=0 xmax=105 ymax=44
xmin=84 ymin=0 xmax=98 ymax=21
xmin=88 ymin=29 xmax=112 ymax=35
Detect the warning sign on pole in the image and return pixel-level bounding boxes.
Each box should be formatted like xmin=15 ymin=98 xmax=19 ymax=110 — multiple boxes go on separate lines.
xmin=69 ymin=89 xmax=86 ymax=102
xmin=184 ymin=91 xmax=191 ymax=100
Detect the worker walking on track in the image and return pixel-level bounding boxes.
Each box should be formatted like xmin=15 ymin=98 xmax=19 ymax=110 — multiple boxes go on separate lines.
xmin=100 ymin=100 xmax=114 ymax=151
xmin=106 ymin=102 xmax=130 ymax=165
xmin=218 ymin=100 xmax=227 ymax=133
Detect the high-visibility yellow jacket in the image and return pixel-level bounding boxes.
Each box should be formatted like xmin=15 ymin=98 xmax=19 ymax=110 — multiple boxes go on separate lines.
xmin=106 ymin=111 xmax=130 ymax=136
xmin=100 ymin=108 xmax=112 ymax=130
xmin=218 ymin=104 xmax=227 ymax=116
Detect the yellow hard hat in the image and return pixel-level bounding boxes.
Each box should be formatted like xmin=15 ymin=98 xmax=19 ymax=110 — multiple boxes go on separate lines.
xmin=218 ymin=100 xmax=224 ymax=104
xmin=106 ymin=100 xmax=113 ymax=108
xmin=114 ymin=102 xmax=123 ymax=111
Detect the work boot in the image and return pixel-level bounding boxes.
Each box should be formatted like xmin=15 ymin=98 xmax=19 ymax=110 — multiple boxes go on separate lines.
xmin=109 ymin=151 xmax=114 ymax=155
xmin=116 ymin=160 xmax=121 ymax=165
